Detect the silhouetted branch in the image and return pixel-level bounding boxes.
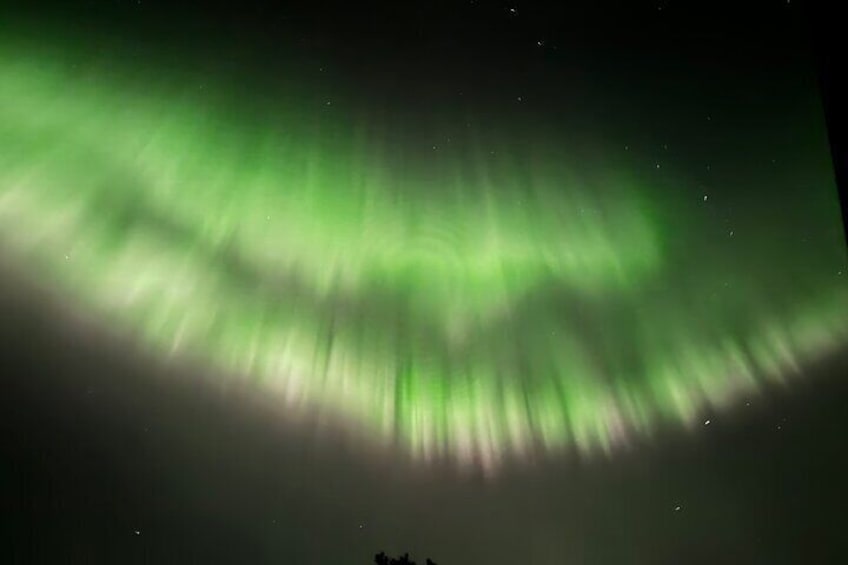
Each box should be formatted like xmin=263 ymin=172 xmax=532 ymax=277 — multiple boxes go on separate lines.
xmin=373 ymin=550 xmax=439 ymax=564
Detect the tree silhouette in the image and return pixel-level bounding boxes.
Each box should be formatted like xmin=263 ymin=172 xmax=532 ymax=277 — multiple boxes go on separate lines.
xmin=374 ymin=550 xmax=439 ymax=565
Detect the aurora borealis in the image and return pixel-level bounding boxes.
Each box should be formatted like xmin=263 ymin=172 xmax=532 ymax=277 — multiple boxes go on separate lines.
xmin=1 ymin=24 xmax=847 ymax=474
xmin=4 ymin=2 xmax=848 ymax=564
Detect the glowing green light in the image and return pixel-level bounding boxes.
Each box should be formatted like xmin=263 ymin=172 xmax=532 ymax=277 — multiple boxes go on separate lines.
xmin=1 ymin=36 xmax=846 ymax=471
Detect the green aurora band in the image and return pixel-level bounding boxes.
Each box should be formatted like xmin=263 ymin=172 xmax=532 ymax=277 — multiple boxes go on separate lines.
xmin=1 ymin=38 xmax=847 ymax=470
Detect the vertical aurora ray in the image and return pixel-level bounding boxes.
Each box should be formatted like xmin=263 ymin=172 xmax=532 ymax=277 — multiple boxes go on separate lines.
xmin=1 ymin=35 xmax=846 ymax=472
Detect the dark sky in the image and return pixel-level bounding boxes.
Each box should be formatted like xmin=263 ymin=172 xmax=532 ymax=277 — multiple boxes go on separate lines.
xmin=3 ymin=1 xmax=848 ymax=564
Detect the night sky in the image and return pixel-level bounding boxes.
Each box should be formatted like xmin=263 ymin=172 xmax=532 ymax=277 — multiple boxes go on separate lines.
xmin=2 ymin=1 xmax=848 ymax=564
